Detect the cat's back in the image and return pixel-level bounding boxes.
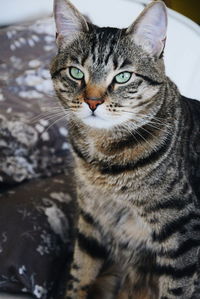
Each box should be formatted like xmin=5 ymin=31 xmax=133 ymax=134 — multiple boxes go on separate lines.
xmin=181 ymin=96 xmax=200 ymax=202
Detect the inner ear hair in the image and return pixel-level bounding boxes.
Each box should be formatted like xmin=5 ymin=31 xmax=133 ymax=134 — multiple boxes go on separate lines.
xmin=126 ymin=1 xmax=168 ymax=57
xmin=54 ymin=0 xmax=89 ymax=46
xmin=83 ymin=14 xmax=92 ymax=24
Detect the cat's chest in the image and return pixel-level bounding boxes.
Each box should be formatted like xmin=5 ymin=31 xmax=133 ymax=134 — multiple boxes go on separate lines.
xmin=101 ymin=205 xmax=152 ymax=254
xmin=76 ymin=162 xmax=165 ymax=253
xmin=79 ymin=184 xmax=152 ymax=252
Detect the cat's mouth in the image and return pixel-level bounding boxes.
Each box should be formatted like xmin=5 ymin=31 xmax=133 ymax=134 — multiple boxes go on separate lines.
xmin=83 ymin=111 xmax=106 ymax=121
xmin=76 ymin=104 xmax=132 ymax=129
xmin=91 ymin=111 xmax=96 ymax=117
xmin=80 ymin=109 xmax=112 ymax=129
xmin=82 ymin=107 xmax=106 ymax=120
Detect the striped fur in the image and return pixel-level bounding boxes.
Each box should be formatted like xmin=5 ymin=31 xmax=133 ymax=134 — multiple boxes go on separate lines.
xmin=51 ymin=1 xmax=200 ymax=298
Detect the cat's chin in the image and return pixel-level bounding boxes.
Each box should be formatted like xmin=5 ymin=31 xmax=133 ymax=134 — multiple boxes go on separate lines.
xmin=81 ymin=115 xmax=116 ymax=129
xmin=81 ymin=115 xmax=126 ymax=130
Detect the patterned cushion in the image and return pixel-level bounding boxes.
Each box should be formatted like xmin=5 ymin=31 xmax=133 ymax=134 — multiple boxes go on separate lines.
xmin=0 ymin=18 xmax=69 ymax=186
xmin=0 ymin=173 xmax=76 ymax=299
xmin=0 ymin=18 xmax=76 ymax=298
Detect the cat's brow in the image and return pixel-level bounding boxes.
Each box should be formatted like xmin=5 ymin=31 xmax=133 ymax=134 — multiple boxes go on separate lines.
xmin=69 ymin=55 xmax=80 ymax=65
xmin=119 ymin=58 xmax=133 ymax=69
xmin=70 ymin=55 xmax=88 ymax=67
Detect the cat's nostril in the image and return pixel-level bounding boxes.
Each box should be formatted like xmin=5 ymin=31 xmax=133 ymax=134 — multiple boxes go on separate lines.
xmin=84 ymin=98 xmax=104 ymax=112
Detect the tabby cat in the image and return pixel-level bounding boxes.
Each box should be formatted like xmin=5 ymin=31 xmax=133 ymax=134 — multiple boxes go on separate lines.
xmin=51 ymin=0 xmax=200 ymax=298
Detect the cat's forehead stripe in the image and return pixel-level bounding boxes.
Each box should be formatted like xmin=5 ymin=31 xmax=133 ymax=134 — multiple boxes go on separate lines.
xmin=89 ymin=27 xmax=122 ymax=67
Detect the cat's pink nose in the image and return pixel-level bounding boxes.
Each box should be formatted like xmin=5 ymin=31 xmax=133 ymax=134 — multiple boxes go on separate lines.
xmin=84 ymin=98 xmax=104 ymax=112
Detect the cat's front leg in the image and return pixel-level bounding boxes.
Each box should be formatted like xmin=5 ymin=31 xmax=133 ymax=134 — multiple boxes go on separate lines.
xmin=65 ymin=215 xmax=106 ymax=299
xmin=65 ymin=242 xmax=103 ymax=299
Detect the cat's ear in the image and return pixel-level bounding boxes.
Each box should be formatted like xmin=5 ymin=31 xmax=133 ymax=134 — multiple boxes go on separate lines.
xmin=126 ymin=1 xmax=167 ymax=57
xmin=54 ymin=0 xmax=89 ymax=46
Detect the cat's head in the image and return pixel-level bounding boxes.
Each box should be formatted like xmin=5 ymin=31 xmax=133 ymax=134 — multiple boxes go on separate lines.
xmin=51 ymin=0 xmax=168 ymax=130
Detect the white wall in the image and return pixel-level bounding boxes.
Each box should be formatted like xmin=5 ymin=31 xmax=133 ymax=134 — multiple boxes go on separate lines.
xmin=0 ymin=0 xmax=53 ymax=25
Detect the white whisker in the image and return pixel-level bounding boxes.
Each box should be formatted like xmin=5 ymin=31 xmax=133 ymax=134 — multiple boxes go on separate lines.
xmin=30 ymin=109 xmax=65 ymax=124
xmin=44 ymin=113 xmax=69 ymax=133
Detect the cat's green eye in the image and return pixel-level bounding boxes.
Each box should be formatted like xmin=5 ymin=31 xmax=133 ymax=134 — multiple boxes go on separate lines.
xmin=69 ymin=67 xmax=84 ymax=80
xmin=115 ymin=72 xmax=132 ymax=84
